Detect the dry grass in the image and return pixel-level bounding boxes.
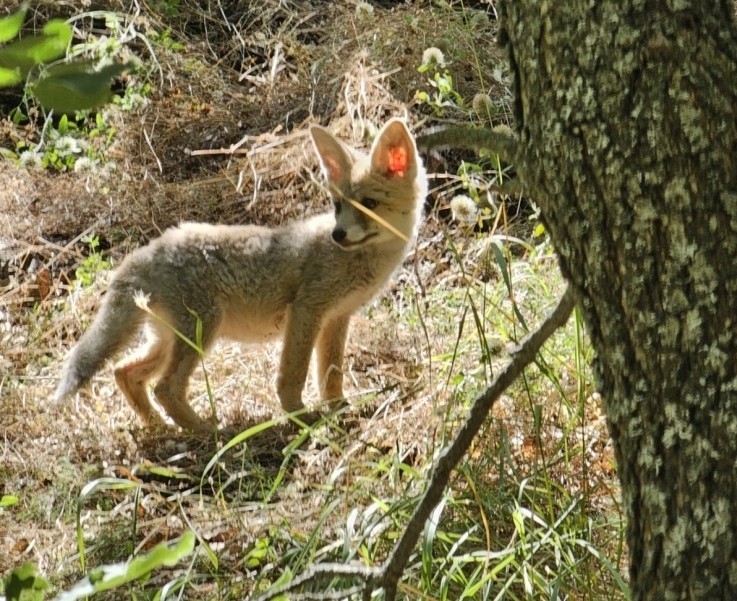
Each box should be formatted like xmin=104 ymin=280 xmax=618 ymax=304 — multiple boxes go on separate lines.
xmin=0 ymin=1 xmax=622 ymax=598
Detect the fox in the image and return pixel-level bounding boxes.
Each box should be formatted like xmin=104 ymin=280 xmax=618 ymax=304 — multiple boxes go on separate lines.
xmin=53 ymin=118 xmax=427 ymax=433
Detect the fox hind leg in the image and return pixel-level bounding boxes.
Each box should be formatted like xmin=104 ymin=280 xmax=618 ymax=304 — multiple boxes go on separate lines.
xmin=153 ymin=334 xmax=216 ymax=434
xmin=114 ymin=336 xmax=170 ymax=427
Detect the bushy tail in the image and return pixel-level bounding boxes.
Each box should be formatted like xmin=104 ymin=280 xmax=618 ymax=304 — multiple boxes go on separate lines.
xmin=53 ymin=285 xmax=143 ymax=402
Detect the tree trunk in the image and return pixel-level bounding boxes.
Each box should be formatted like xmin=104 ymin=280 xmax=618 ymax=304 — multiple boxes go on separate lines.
xmin=501 ymin=2 xmax=737 ymax=598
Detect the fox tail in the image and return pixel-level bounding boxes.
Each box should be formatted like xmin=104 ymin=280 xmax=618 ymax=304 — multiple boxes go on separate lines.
xmin=53 ymin=283 xmax=143 ymax=402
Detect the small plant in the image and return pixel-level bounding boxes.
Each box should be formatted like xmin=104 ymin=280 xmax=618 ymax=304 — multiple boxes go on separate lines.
xmin=149 ymin=28 xmax=186 ymax=52
xmin=2 ymin=563 xmax=49 ymax=601
xmin=0 ymin=6 xmax=155 ymax=171
xmin=74 ymin=234 xmax=111 ymax=287
xmin=0 ymin=4 xmax=130 ymax=114
xmin=59 ymin=532 xmax=195 ymax=601
xmin=149 ymin=0 xmax=183 ymax=19
xmin=415 ymin=47 xmax=464 ymax=116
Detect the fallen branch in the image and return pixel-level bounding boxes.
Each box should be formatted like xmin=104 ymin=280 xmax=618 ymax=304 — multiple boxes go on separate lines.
xmin=249 ymin=284 xmax=576 ymax=601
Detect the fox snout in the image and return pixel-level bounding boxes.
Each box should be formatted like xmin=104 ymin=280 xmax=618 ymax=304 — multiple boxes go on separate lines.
xmin=332 ymin=226 xmax=347 ymax=244
xmin=331 ymin=221 xmax=378 ymax=249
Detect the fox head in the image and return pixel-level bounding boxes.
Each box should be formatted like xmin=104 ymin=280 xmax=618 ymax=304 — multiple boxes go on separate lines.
xmin=311 ymin=119 xmax=427 ymax=250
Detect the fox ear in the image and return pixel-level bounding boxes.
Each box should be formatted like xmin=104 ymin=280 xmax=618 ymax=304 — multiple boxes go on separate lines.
xmin=370 ymin=119 xmax=417 ymax=180
xmin=311 ymin=125 xmax=354 ymax=184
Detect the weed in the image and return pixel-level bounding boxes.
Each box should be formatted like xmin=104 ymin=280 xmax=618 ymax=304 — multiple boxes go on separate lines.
xmin=2 ymin=563 xmax=49 ymax=601
xmin=149 ymin=28 xmax=186 ymax=52
xmin=416 ymin=47 xmax=465 ymax=116
xmin=74 ymin=234 xmax=111 ymax=288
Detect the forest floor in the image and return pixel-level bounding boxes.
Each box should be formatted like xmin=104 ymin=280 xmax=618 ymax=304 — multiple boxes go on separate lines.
xmin=0 ymin=1 xmax=625 ymax=599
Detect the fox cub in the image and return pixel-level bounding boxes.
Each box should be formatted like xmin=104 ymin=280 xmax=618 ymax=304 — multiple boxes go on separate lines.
xmin=54 ymin=119 xmax=427 ymax=433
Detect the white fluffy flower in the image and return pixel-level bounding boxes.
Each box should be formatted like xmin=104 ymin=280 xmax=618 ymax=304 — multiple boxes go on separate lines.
xmin=54 ymin=135 xmax=84 ymax=156
xmin=421 ymin=47 xmax=445 ymax=68
xmin=355 ymin=1 xmax=374 ymax=18
xmin=19 ymin=150 xmax=43 ymax=170
xmin=73 ymin=157 xmax=98 ymax=172
xmin=450 ymin=195 xmax=478 ymax=224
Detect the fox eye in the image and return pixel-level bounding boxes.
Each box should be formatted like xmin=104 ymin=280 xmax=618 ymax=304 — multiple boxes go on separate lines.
xmin=361 ymin=198 xmax=378 ymax=210
xmin=333 ymin=200 xmax=342 ymax=214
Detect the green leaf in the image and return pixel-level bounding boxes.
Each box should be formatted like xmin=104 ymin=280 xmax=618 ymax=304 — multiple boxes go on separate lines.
xmin=57 ymin=532 xmax=196 ymax=601
xmin=0 ymin=3 xmax=27 ymax=44
xmin=136 ymin=463 xmax=195 ymax=480
xmin=4 ymin=563 xmax=49 ymax=601
xmin=0 ymin=19 xmax=71 ymax=74
xmin=0 ymin=65 xmax=21 ymax=86
xmin=76 ymin=476 xmax=140 ymax=571
xmin=489 ymin=240 xmax=529 ymax=330
xmin=31 ymin=61 xmax=129 ymax=114
xmin=1 ymin=494 xmax=20 ymax=508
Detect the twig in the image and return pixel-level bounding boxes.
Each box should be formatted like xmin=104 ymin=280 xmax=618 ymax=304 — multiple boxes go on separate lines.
xmin=248 ymin=285 xmax=576 ymax=600
xmin=188 ymin=126 xmax=298 ymax=157
xmin=143 ymin=114 xmax=162 ymax=173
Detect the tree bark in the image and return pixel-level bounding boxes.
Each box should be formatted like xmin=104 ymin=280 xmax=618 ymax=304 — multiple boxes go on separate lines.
xmin=501 ymin=1 xmax=737 ymax=598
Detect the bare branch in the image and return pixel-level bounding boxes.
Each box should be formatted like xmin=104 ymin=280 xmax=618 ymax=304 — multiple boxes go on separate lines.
xmin=248 ymin=562 xmax=380 ymax=601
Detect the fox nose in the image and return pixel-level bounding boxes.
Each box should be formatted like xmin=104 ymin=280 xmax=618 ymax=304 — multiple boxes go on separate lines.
xmin=332 ymin=228 xmax=346 ymax=243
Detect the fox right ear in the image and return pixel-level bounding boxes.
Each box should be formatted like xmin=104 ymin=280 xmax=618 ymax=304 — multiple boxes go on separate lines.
xmin=310 ymin=125 xmax=354 ymax=184
xmin=369 ymin=119 xmax=418 ymax=181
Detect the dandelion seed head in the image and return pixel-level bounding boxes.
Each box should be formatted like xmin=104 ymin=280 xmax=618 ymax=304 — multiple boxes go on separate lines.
xmin=472 ymin=93 xmax=494 ymax=120
xmin=421 ymin=47 xmax=445 ymax=68
xmin=450 ymin=195 xmax=478 ymax=224
xmin=54 ymin=135 xmax=83 ymax=156
xmin=133 ymin=290 xmax=151 ymax=311
xmin=355 ymin=1 xmax=374 ymax=18
xmin=74 ymin=157 xmax=98 ymax=173
xmin=19 ymin=150 xmax=43 ymax=170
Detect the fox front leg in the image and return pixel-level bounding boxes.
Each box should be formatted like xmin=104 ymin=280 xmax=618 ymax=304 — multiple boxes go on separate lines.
xmin=316 ymin=314 xmax=350 ymax=410
xmin=277 ymin=304 xmax=322 ymax=422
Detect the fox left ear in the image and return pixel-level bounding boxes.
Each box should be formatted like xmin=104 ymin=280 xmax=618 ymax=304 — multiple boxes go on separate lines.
xmin=311 ymin=125 xmax=354 ymax=185
xmin=370 ymin=119 xmax=418 ymax=180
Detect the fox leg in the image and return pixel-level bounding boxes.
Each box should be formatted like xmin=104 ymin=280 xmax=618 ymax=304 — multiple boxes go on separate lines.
xmin=315 ymin=314 xmax=350 ymax=409
xmin=277 ymin=305 xmax=321 ymax=416
xmin=114 ymin=337 xmax=169 ymax=427
xmin=153 ymin=338 xmax=214 ymax=433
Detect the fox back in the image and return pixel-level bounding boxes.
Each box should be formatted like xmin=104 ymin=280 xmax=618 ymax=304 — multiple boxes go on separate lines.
xmin=54 ymin=118 xmax=427 ymax=433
